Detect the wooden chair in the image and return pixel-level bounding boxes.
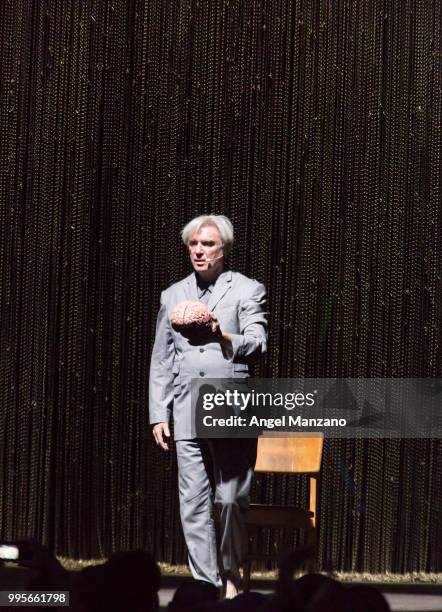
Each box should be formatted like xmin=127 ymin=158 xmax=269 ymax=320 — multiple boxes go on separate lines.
xmin=242 ymin=433 xmax=324 ymax=591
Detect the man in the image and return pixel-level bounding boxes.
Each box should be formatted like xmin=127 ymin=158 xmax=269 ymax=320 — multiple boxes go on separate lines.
xmin=149 ymin=214 xmax=268 ymax=598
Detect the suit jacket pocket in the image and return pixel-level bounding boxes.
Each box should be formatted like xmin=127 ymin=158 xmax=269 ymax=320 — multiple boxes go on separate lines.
xmin=233 ymin=363 xmax=249 ymax=376
xmin=216 ymin=305 xmax=239 ymax=330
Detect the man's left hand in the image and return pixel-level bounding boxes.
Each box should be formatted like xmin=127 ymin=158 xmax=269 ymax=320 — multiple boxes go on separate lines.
xmin=182 ymin=317 xmax=233 ymax=357
xmin=210 ymin=318 xmax=234 ymax=358
xmin=184 ymin=317 xmax=222 ymax=344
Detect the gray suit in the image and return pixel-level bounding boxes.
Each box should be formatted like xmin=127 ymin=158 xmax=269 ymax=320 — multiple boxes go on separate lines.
xmin=149 ymin=269 xmax=268 ymax=586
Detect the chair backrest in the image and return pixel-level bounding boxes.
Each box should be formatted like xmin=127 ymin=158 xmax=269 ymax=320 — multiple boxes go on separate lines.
xmin=254 ymin=434 xmax=324 ymax=474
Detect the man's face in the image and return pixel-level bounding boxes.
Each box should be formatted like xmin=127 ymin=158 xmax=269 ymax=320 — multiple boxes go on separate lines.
xmin=188 ymin=225 xmax=224 ymax=275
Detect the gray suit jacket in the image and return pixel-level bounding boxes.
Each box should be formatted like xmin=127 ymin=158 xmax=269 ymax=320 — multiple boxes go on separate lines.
xmin=149 ymin=270 xmax=268 ymax=440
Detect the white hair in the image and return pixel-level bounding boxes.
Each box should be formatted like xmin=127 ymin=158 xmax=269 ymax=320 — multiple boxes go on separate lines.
xmin=181 ymin=215 xmax=234 ymax=256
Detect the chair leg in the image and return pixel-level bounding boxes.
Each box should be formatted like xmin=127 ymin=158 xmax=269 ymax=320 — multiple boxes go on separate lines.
xmin=242 ymin=525 xmax=253 ymax=592
xmin=242 ymin=559 xmax=251 ymax=592
xmin=277 ymin=537 xmax=294 ymax=564
xmin=305 ymin=527 xmax=317 ymax=572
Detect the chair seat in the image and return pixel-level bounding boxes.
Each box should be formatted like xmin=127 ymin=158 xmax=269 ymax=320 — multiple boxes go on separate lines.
xmin=246 ymin=503 xmax=314 ymax=530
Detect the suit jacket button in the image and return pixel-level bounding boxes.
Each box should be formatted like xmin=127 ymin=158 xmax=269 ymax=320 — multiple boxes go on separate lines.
xmin=199 ymin=347 xmax=204 ymax=352
xmin=199 ymin=371 xmax=205 ymax=376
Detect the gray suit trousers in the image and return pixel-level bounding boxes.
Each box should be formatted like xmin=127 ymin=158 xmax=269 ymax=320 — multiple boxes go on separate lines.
xmin=175 ymin=438 xmax=257 ymax=587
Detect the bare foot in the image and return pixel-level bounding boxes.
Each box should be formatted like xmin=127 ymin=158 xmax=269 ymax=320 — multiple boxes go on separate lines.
xmin=225 ymin=580 xmax=239 ymax=599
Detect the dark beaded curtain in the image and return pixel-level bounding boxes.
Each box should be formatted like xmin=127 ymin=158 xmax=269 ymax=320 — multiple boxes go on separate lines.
xmin=0 ymin=0 xmax=440 ymax=572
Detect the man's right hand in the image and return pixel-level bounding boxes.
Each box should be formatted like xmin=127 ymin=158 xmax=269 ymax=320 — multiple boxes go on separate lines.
xmin=152 ymin=422 xmax=171 ymax=451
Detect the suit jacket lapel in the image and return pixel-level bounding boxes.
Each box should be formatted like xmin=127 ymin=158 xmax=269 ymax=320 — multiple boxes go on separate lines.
xmin=183 ymin=270 xmax=233 ymax=310
xmin=208 ymin=270 xmax=232 ymax=311
xmin=184 ymin=272 xmax=199 ymax=301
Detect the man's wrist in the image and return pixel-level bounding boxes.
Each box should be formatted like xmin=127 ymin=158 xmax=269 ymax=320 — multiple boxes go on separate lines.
xmin=219 ymin=331 xmax=231 ymax=344
xmin=219 ymin=331 xmax=233 ymax=357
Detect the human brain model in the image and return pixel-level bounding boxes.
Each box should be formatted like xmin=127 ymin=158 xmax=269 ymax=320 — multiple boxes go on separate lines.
xmin=170 ymin=300 xmax=216 ymax=332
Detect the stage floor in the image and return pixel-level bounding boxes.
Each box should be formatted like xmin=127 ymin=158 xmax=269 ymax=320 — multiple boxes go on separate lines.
xmin=0 ymin=566 xmax=441 ymax=610
xmin=158 ymin=578 xmax=442 ymax=611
